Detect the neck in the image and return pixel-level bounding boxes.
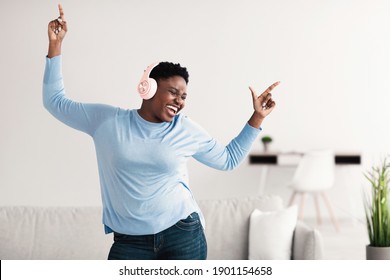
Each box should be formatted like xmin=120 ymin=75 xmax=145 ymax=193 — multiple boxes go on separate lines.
xmin=137 ymin=104 xmax=161 ymax=123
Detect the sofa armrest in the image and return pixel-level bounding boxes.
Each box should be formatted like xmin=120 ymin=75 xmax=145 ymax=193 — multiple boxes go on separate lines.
xmin=292 ymin=221 xmax=324 ymax=260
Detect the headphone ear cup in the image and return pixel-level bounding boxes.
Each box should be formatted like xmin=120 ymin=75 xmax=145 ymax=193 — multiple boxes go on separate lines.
xmin=137 ymin=78 xmax=157 ymax=100
xmin=140 ymin=78 xmax=157 ymax=100
xmin=149 ymin=78 xmax=158 ymax=99
xmin=137 ymin=62 xmax=159 ymax=99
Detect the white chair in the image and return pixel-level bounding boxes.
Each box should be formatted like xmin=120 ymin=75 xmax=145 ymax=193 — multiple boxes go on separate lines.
xmin=288 ymin=149 xmax=340 ymax=231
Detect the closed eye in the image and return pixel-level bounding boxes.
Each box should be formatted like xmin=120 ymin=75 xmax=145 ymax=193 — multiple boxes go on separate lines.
xmin=169 ymin=90 xmax=187 ymax=100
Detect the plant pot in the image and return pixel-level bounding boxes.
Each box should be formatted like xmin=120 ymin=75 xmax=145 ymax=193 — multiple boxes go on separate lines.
xmin=366 ymin=245 xmax=390 ymax=260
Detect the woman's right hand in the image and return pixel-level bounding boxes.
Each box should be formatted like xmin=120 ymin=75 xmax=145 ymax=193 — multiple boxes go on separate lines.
xmin=47 ymin=4 xmax=67 ymax=57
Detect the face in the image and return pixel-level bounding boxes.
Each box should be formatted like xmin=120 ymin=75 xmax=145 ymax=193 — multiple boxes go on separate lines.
xmin=140 ymin=76 xmax=187 ymax=123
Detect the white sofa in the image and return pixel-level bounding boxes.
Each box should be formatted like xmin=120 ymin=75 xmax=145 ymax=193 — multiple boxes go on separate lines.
xmin=0 ymin=196 xmax=323 ymax=260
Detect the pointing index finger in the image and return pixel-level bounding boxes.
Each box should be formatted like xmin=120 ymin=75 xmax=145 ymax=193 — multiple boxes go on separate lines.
xmin=263 ymin=81 xmax=280 ymax=94
xmin=58 ymin=4 xmax=65 ymax=21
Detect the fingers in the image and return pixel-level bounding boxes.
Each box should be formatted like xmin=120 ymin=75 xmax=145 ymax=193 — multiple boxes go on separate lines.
xmin=249 ymin=81 xmax=280 ymax=100
xmin=50 ymin=19 xmax=62 ymax=35
xmin=260 ymin=81 xmax=279 ymax=107
xmin=48 ymin=19 xmax=67 ymax=38
xmin=58 ymin=19 xmax=67 ymax=32
xmin=57 ymin=4 xmax=67 ymax=31
xmin=58 ymin=4 xmax=65 ymax=21
xmin=50 ymin=4 xmax=67 ymax=33
xmin=262 ymin=95 xmax=273 ymax=109
xmin=248 ymin=86 xmax=258 ymax=103
xmin=249 ymin=81 xmax=279 ymax=113
xmin=48 ymin=20 xmax=59 ymax=34
xmin=264 ymin=98 xmax=276 ymax=110
xmin=48 ymin=4 xmax=67 ymax=41
xmin=262 ymin=81 xmax=280 ymax=96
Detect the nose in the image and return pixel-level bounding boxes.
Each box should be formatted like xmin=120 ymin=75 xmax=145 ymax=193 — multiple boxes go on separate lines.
xmin=174 ymin=95 xmax=185 ymax=106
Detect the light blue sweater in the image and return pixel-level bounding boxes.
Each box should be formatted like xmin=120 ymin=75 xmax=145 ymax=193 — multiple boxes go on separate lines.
xmin=43 ymin=56 xmax=261 ymax=235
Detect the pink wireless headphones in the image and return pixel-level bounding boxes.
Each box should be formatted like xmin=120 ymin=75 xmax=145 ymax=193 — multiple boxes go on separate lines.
xmin=137 ymin=62 xmax=159 ymax=100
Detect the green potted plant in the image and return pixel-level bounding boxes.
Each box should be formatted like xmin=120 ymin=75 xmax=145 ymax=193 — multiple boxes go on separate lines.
xmin=363 ymin=157 xmax=390 ymax=259
xmin=261 ymin=135 xmax=272 ymax=153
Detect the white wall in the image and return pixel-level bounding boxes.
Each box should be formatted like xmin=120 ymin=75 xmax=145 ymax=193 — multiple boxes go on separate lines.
xmin=1 ymin=0 xmax=390 ymax=221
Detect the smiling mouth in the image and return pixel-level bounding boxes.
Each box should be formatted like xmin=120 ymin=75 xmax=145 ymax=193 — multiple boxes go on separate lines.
xmin=166 ymin=105 xmax=179 ymax=115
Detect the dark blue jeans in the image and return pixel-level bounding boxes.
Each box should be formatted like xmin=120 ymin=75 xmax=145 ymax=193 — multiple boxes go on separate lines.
xmin=107 ymin=212 xmax=207 ymax=260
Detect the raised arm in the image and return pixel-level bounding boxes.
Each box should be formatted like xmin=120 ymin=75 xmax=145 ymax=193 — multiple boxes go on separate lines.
xmin=47 ymin=4 xmax=67 ymax=58
xmin=190 ymin=82 xmax=280 ymax=170
xmin=43 ymin=4 xmax=116 ymax=136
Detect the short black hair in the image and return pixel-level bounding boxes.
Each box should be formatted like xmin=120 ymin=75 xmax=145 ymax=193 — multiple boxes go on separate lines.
xmin=150 ymin=62 xmax=189 ymax=84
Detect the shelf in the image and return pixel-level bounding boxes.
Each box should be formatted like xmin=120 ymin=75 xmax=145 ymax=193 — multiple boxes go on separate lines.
xmin=249 ymin=154 xmax=361 ymax=165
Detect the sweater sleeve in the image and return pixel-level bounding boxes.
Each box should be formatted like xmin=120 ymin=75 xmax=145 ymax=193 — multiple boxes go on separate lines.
xmin=42 ymin=55 xmax=117 ymax=136
xmin=184 ymin=116 xmax=261 ymax=171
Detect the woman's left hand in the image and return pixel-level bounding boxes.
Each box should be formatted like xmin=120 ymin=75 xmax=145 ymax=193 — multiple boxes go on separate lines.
xmin=247 ymin=81 xmax=280 ymax=128
xmin=249 ymin=81 xmax=279 ymax=118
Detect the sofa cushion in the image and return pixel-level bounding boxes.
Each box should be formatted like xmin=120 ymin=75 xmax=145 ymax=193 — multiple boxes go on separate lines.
xmin=248 ymin=205 xmax=298 ymax=260
xmin=292 ymin=221 xmax=324 ymax=260
xmin=0 ymin=206 xmax=112 ymax=260
xmin=197 ymin=196 xmax=283 ymax=259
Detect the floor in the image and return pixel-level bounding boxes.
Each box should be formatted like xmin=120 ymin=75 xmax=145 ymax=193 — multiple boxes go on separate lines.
xmin=303 ymin=217 xmax=369 ymax=260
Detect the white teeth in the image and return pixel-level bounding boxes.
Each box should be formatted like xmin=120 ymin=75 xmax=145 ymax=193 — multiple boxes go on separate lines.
xmin=167 ymin=105 xmax=178 ymax=113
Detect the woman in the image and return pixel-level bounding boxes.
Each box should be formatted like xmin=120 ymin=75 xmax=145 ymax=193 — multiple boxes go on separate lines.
xmin=44 ymin=4 xmax=280 ymax=260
